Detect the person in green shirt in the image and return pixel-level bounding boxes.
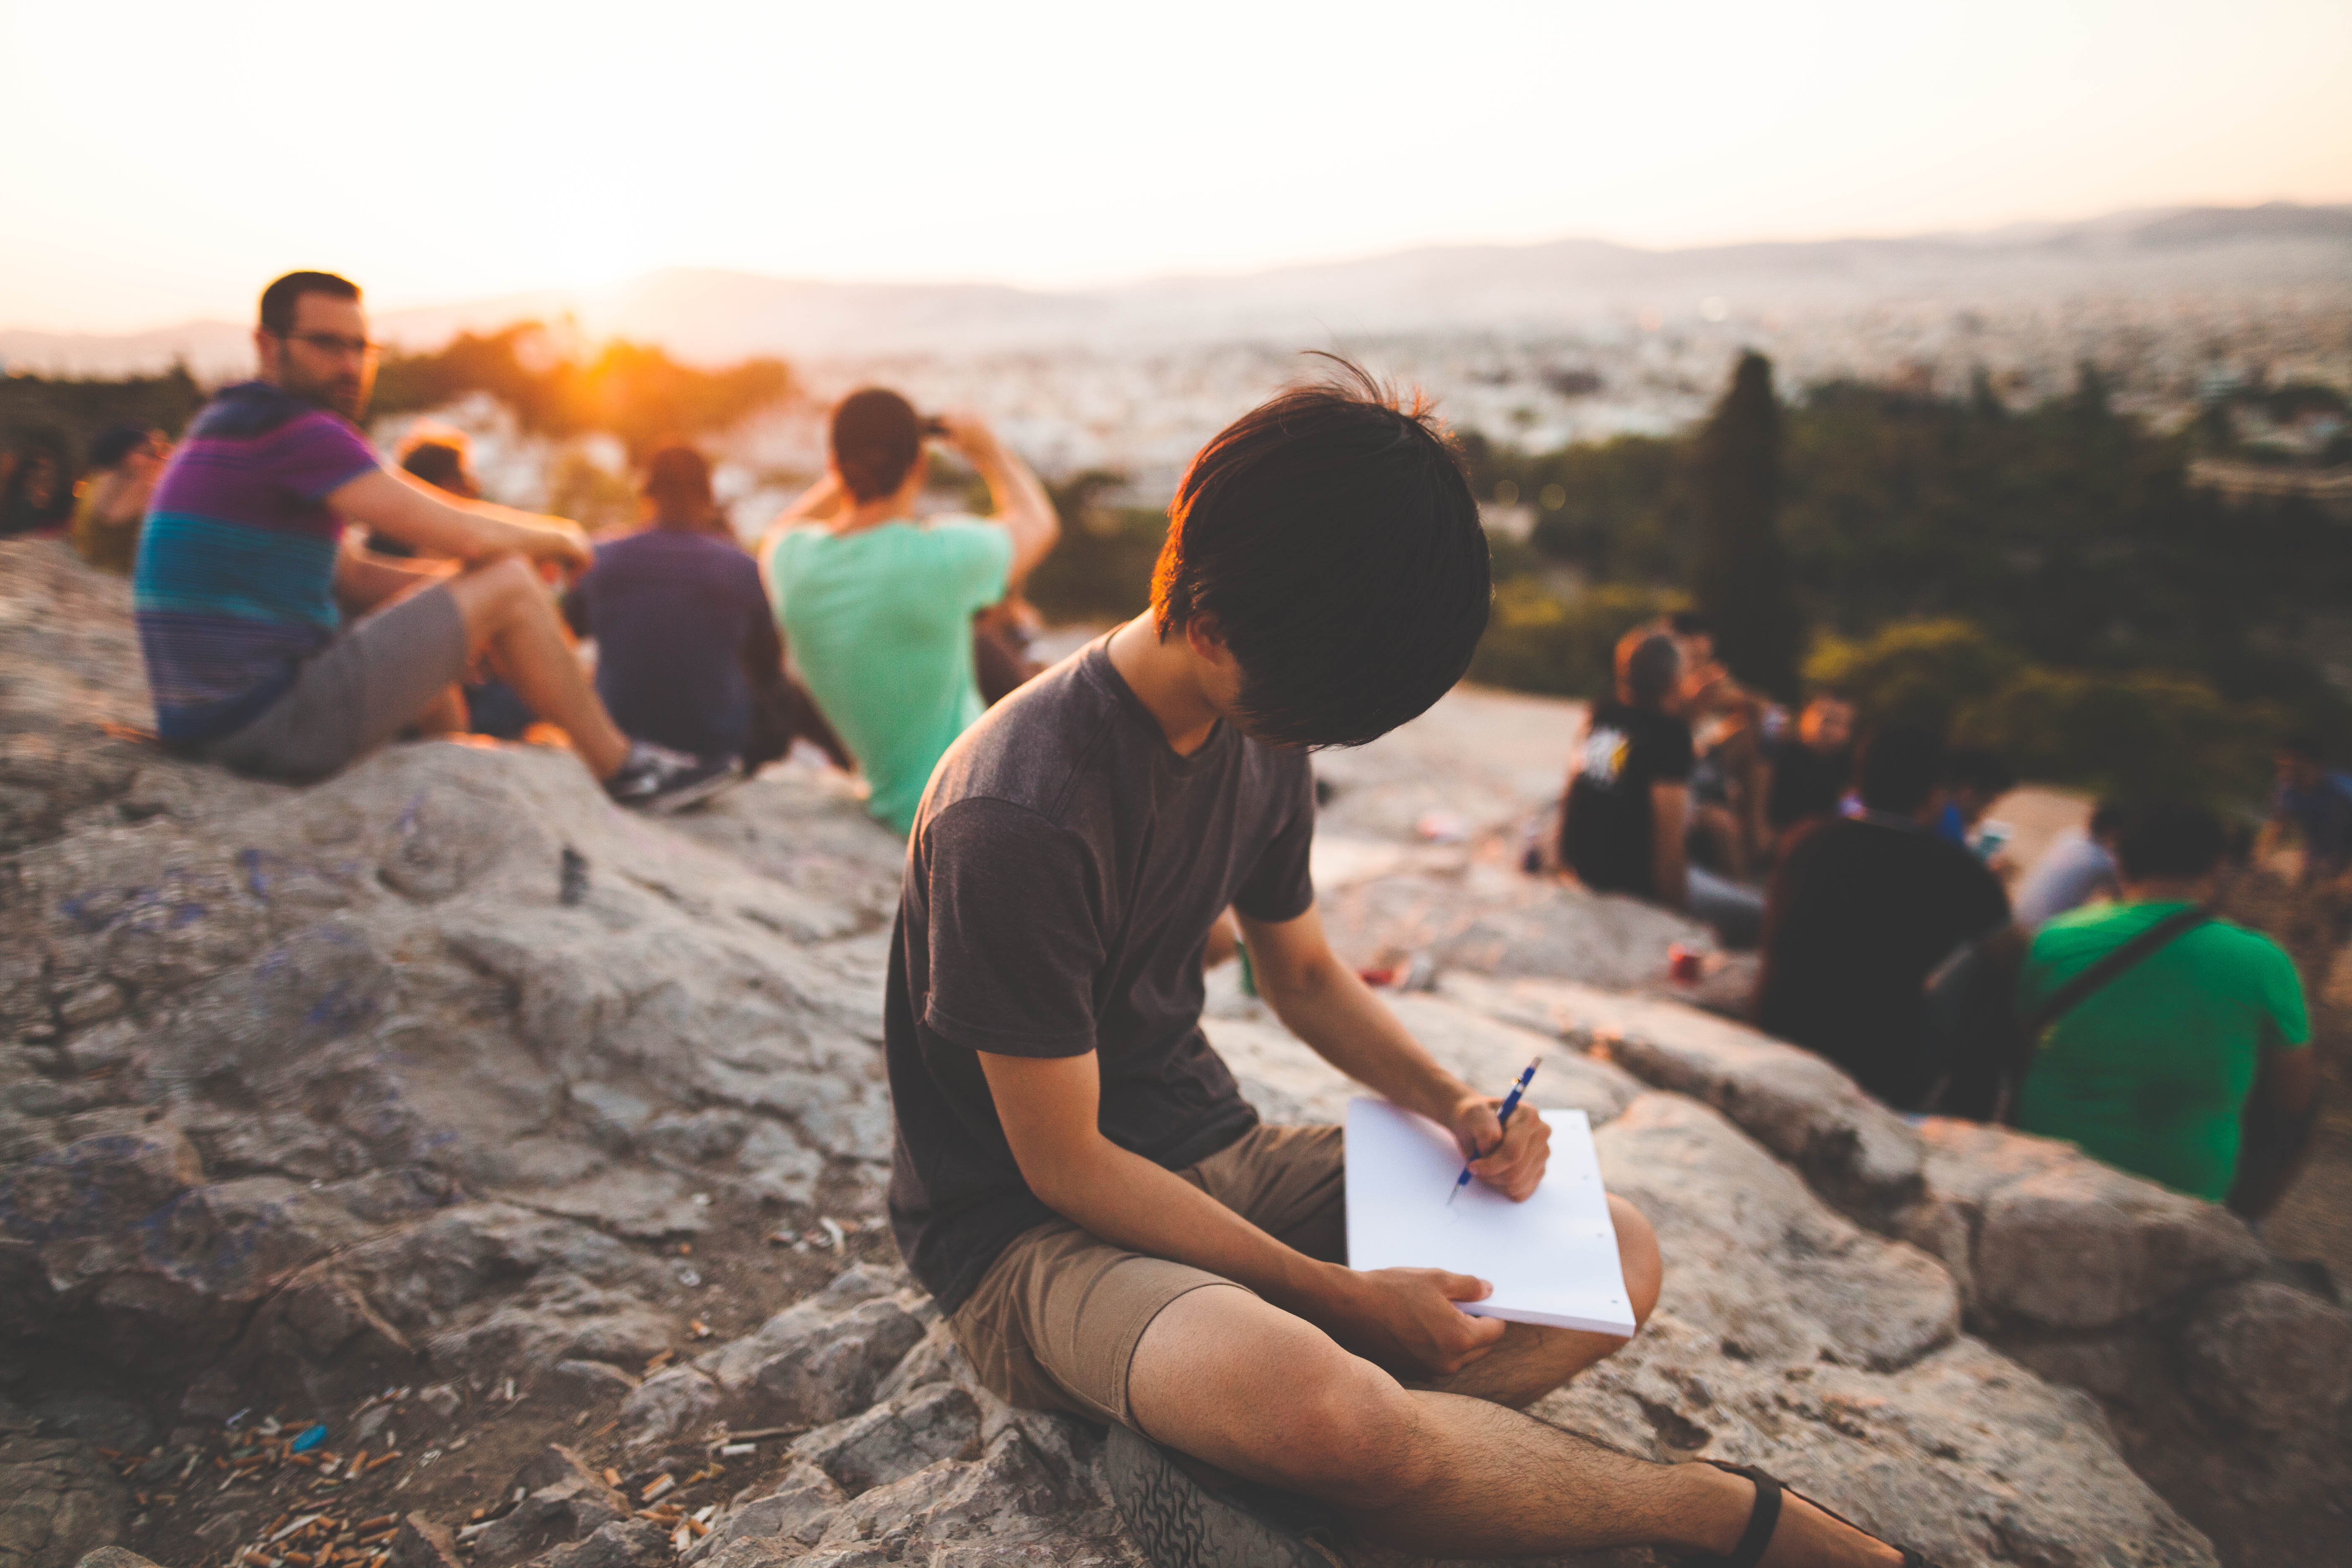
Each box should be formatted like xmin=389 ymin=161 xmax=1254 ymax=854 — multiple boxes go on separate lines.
xmin=759 ymin=391 xmax=1059 ymax=836
xmin=2017 ymin=801 xmax=2317 ymax=1210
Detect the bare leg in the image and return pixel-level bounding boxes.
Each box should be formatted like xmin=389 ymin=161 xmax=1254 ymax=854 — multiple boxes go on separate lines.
xmin=413 ymin=684 xmax=468 ymax=738
xmin=1126 ymin=1197 xmax=1900 ymax=1565
xmin=442 ymin=557 xmax=630 ymax=778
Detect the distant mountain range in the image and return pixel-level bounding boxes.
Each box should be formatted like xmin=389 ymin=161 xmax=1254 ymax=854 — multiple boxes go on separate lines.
xmin=7 ymin=201 xmax=2347 ymax=377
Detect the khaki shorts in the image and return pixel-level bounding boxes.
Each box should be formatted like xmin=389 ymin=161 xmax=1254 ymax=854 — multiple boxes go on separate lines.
xmin=208 ymin=582 xmax=470 ymax=782
xmin=949 ymin=1122 xmax=1344 ymax=1430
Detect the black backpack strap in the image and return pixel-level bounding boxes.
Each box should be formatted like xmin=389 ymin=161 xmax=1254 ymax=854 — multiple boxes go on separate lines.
xmin=2024 ymin=906 xmax=2208 ymax=1038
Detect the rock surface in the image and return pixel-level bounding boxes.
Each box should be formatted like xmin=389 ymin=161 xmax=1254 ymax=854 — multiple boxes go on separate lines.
xmin=0 ymin=1399 xmax=126 ymax=1568
xmin=0 ymin=539 xmax=2258 ymax=1565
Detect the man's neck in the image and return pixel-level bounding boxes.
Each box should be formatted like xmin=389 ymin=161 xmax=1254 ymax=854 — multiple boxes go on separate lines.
xmin=2121 ymin=877 xmax=2209 ymax=905
xmin=833 ymin=490 xmax=916 ymax=535
xmin=1106 ymin=616 xmax=1221 ymax=756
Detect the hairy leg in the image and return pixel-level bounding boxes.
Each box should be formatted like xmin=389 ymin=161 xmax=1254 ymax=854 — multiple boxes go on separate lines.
xmin=1418 ymin=1194 xmax=1663 ymax=1408
xmin=1127 ymin=1258 xmax=1897 ymax=1562
xmin=443 ymin=557 xmax=630 ymax=778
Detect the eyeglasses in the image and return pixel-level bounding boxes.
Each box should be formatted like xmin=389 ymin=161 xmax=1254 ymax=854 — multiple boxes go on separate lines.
xmin=276 ymin=330 xmax=382 ymax=359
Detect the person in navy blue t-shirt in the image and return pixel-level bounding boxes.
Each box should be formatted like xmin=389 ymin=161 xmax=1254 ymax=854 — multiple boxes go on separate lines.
xmin=565 ymin=445 xmax=842 ymax=772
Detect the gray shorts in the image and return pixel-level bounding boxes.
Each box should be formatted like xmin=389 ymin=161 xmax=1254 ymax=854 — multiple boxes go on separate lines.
xmin=208 ymin=583 xmax=470 ymax=781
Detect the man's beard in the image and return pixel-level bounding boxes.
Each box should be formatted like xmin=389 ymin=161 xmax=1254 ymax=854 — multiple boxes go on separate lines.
xmin=287 ymin=369 xmax=369 ymax=421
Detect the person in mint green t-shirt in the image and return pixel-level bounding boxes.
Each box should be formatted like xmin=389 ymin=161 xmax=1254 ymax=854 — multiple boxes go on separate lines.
xmin=759 ymin=391 xmax=1059 ymax=836
xmin=2017 ymin=802 xmax=2316 ymax=1210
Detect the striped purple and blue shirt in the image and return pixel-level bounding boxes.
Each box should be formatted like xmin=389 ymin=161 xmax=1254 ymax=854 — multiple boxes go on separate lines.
xmin=133 ymin=382 xmax=382 ymax=743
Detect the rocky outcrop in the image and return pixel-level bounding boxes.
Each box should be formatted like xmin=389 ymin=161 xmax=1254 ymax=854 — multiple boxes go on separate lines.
xmin=1429 ymin=968 xmax=2352 ymax=1535
xmin=0 ymin=541 xmax=2266 ymax=1565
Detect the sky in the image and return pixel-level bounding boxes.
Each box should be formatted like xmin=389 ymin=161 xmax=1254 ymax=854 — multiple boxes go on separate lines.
xmin=3 ymin=0 xmax=2349 ymax=334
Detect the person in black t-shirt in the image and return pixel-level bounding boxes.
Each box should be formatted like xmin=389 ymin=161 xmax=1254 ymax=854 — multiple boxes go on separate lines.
xmin=889 ymin=367 xmax=1925 ymax=1565
xmin=1560 ymin=630 xmax=1764 ymax=945
xmin=1755 ymin=725 xmax=2013 ymax=1107
xmin=1764 ymin=689 xmax=1856 ymax=839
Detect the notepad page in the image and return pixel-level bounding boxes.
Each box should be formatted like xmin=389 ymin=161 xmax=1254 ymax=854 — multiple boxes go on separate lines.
xmin=1344 ymin=1097 xmax=1636 ymax=1338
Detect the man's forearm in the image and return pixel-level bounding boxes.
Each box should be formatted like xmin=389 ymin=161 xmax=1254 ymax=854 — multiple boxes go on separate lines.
xmin=1031 ymin=1136 xmax=1344 ymax=1317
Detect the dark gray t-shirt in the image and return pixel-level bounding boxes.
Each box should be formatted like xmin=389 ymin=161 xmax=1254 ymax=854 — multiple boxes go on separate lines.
xmin=885 ymin=637 xmax=1317 ymax=1311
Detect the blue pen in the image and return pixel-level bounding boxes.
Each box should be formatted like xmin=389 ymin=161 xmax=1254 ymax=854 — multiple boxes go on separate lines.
xmin=1449 ymin=1058 xmax=1540 ymax=1204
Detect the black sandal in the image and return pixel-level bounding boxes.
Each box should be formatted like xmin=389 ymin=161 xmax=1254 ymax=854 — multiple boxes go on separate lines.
xmin=1694 ymin=1461 xmax=1939 ymax=1568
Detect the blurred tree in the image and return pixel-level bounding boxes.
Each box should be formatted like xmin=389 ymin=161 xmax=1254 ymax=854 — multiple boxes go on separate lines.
xmin=1691 ymin=352 xmax=1805 ymax=700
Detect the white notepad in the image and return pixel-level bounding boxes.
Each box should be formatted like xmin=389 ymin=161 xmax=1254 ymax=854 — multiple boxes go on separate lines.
xmin=1344 ymin=1097 xmax=1635 ymax=1337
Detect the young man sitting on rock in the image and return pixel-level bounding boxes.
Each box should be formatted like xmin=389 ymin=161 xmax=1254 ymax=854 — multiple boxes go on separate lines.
xmin=132 ymin=270 xmax=731 ymax=810
xmin=887 ymin=365 xmax=1929 ymax=1566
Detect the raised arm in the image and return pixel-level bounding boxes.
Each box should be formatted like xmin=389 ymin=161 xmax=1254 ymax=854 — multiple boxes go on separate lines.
xmin=980 ymin=1047 xmax=1504 ymax=1376
xmin=771 ymin=470 xmax=844 ymax=527
xmin=328 ymin=467 xmax=591 ymax=573
xmin=938 ymin=411 xmax=1058 ymax=583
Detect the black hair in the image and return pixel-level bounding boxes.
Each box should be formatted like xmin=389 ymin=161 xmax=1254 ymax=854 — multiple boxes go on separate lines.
xmin=1944 ymin=746 xmax=2016 ymax=800
xmin=2279 ymin=732 xmax=2327 ymax=764
xmin=1856 ymin=724 xmax=1945 ymax=815
xmin=88 ymin=423 xmax=158 ymax=470
xmin=260 ymin=271 xmax=361 ymax=335
xmin=400 ymin=438 xmax=472 ymax=495
xmin=2117 ymin=800 xmax=2225 ymax=882
xmin=2088 ymin=797 xmax=2133 ymax=840
xmin=830 ymin=388 xmax=923 ymax=502
xmin=1150 ymin=358 xmax=1490 ymax=748
xmin=1618 ymin=630 xmax=1681 ymax=709
xmin=642 ymin=442 xmax=713 ymax=507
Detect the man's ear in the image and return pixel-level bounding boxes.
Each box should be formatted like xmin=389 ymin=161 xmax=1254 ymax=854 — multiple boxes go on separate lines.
xmin=1181 ymin=612 xmax=1233 ymax=667
xmin=253 ymin=326 xmax=279 ymax=380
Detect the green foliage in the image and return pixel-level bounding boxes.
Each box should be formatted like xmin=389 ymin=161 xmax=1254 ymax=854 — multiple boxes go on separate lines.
xmin=371 ymin=326 xmax=792 ymax=458
xmin=1955 ymin=666 xmax=2278 ymax=805
xmin=1807 ymin=616 xmax=2282 ymax=804
xmin=1805 ymin=619 xmax=2023 ymax=735
xmin=1465 ymin=580 xmax=1690 ymax=699
xmin=0 ymin=366 xmax=207 ymax=467
xmin=1022 ymin=470 xmax=1168 ymax=623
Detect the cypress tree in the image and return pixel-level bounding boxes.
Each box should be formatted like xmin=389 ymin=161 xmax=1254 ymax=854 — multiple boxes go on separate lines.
xmin=1692 ymin=351 xmax=1805 ymax=701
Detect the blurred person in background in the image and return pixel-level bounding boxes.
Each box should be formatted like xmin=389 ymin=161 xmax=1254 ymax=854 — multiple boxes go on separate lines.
xmin=376 ymin=426 xmax=534 ymax=740
xmin=70 ymin=423 xmax=169 ymax=573
xmin=2265 ymin=733 xmax=2352 ymax=891
xmin=0 ymin=432 xmax=75 ymax=537
xmin=2017 ymin=802 xmax=2314 ymax=1214
xmin=565 ymin=442 xmax=844 ymax=780
xmin=1560 ymin=629 xmax=1764 ymax=945
xmin=1754 ymin=725 xmax=2012 ymax=1107
xmin=1940 ymin=746 xmax=2018 ymax=869
xmin=133 ymin=270 xmax=727 ymax=809
xmin=1763 ymin=689 xmax=1857 ymax=842
xmin=2013 ymin=799 xmax=2129 ymax=930
xmin=760 ymin=390 xmax=1058 ymax=836
xmin=1667 ymin=613 xmax=1769 ymax=882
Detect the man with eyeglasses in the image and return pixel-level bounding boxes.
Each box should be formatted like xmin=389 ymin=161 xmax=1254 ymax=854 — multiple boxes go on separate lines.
xmin=133 ymin=270 xmax=730 ymax=809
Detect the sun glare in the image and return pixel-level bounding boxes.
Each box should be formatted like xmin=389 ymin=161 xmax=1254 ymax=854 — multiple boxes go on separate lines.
xmin=0 ymin=0 xmax=2347 ymax=331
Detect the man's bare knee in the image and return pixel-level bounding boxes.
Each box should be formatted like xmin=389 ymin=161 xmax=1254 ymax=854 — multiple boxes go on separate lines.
xmin=1279 ymin=1359 xmax=1431 ymax=1507
xmin=1611 ymin=1194 xmax=1663 ymax=1329
xmin=1127 ymin=1287 xmax=1428 ymax=1508
xmin=446 ymin=554 xmax=545 ymax=643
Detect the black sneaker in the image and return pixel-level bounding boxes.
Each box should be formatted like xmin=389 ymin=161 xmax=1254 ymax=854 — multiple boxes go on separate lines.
xmin=1103 ymin=1425 xmax=1350 ymax=1568
xmin=604 ymin=743 xmax=741 ymax=814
